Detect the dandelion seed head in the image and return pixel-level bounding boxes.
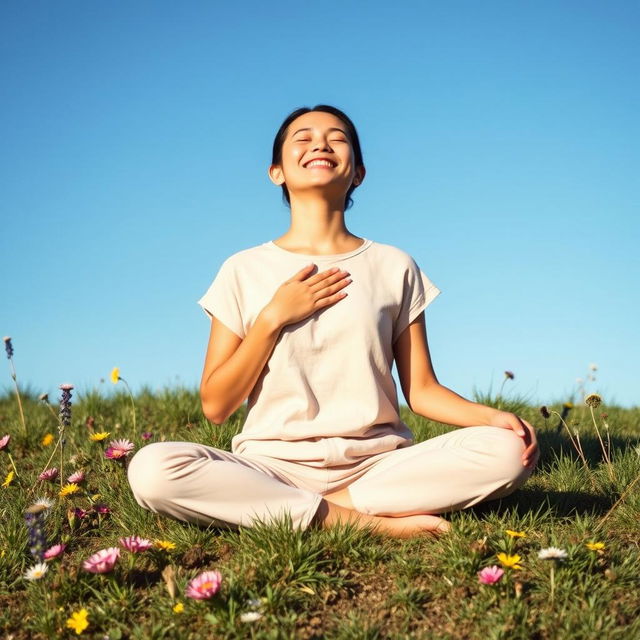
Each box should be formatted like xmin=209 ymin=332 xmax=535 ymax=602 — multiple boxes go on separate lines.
xmin=504 ymin=371 xmax=515 ymax=380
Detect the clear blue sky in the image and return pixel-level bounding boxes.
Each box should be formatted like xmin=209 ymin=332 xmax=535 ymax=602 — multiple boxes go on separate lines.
xmin=2 ymin=1 xmax=638 ymax=409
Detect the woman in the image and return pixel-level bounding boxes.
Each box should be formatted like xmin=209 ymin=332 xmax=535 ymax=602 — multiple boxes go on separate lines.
xmin=127 ymin=105 xmax=540 ymax=539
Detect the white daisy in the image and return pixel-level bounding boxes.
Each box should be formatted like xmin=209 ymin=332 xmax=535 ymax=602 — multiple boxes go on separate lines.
xmin=32 ymin=497 xmax=54 ymax=510
xmin=538 ymin=547 xmax=568 ymax=561
xmin=24 ymin=562 xmax=49 ymax=581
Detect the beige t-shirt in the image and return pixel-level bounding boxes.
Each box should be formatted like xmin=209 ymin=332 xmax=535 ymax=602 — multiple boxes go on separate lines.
xmin=197 ymin=238 xmax=441 ymax=467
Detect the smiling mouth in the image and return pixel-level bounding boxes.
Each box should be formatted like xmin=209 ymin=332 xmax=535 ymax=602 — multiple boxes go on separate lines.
xmin=303 ymin=160 xmax=337 ymax=169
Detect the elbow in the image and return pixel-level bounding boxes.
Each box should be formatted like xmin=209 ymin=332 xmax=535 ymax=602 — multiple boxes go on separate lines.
xmin=200 ymin=398 xmax=227 ymax=426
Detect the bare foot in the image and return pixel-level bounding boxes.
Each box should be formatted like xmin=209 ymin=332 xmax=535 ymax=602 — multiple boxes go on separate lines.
xmin=313 ymin=498 xmax=451 ymax=539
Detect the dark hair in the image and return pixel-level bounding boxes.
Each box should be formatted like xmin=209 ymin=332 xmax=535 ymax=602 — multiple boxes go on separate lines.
xmin=271 ymin=104 xmax=364 ymax=211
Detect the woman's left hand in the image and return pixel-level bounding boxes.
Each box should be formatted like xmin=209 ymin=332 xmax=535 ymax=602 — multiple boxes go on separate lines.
xmin=486 ymin=410 xmax=540 ymax=470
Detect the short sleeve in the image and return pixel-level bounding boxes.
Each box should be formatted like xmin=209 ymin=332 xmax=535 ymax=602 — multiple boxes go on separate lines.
xmin=196 ymin=259 xmax=246 ymax=339
xmin=392 ymin=256 xmax=441 ymax=344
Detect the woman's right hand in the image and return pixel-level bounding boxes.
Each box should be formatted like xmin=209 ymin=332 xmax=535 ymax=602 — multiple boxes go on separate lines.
xmin=263 ymin=264 xmax=353 ymax=329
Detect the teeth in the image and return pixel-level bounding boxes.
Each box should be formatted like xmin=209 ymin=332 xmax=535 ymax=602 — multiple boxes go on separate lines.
xmin=305 ymin=160 xmax=335 ymax=168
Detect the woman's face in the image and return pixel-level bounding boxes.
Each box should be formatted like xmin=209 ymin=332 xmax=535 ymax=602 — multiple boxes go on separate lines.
xmin=269 ymin=111 xmax=364 ymax=201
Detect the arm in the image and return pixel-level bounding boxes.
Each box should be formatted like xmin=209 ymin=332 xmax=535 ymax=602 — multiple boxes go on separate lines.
xmin=393 ymin=312 xmax=538 ymax=468
xmin=200 ymin=308 xmax=282 ymax=424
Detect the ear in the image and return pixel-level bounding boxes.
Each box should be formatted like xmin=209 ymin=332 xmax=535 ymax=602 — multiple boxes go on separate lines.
xmin=268 ymin=164 xmax=284 ymax=186
xmin=353 ymin=165 xmax=366 ymax=186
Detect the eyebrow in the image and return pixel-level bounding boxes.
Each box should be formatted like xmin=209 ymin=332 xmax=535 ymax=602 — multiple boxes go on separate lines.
xmin=290 ymin=127 xmax=348 ymax=137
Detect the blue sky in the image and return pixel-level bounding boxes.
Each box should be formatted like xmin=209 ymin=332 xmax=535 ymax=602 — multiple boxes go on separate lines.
xmin=1 ymin=1 xmax=638 ymax=410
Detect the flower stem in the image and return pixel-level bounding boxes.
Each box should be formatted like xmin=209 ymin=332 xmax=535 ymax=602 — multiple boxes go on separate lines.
xmin=120 ymin=378 xmax=137 ymax=433
xmin=9 ymin=361 xmax=27 ymax=438
xmin=551 ymin=410 xmax=596 ymax=489
xmin=589 ymin=406 xmax=615 ymax=482
xmin=593 ymin=470 xmax=640 ymax=534
xmin=7 ymin=452 xmax=19 ymax=478
xmin=550 ymin=565 xmax=555 ymax=604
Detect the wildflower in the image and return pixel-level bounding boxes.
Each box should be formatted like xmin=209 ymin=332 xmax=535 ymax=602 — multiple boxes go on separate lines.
xmin=89 ymin=431 xmax=110 ymax=442
xmin=539 ymin=406 xmax=551 ymax=419
xmin=585 ymin=541 xmax=606 ymax=551
xmin=3 ymin=336 xmax=14 ymax=359
xmin=563 ymin=402 xmax=574 ymax=409
xmin=585 ymin=393 xmax=602 ymax=409
xmin=73 ymin=507 xmax=88 ymax=519
xmin=23 ymin=561 xmax=48 ymax=581
xmin=477 ymin=565 xmax=504 ymax=584
xmin=43 ymin=543 xmax=67 ymax=560
xmin=93 ymin=503 xmax=111 ymax=514
xmin=32 ymin=497 xmax=54 ymax=510
xmin=505 ymin=530 xmax=526 ymax=538
xmin=39 ymin=468 xmax=59 ymax=482
xmin=59 ymin=483 xmax=80 ymax=497
xmin=155 ymin=539 xmax=176 ymax=551
xmin=504 ymin=371 xmax=515 ymax=380
xmin=82 ymin=547 xmax=120 ymax=573
xmin=185 ymin=570 xmax=222 ymax=599
xmin=24 ymin=504 xmax=48 ymax=560
xmin=589 ymin=363 xmax=598 ymax=371
xmin=2 ymin=470 xmax=15 ymax=488
xmin=67 ymin=470 xmax=85 ymax=484
xmin=538 ymin=547 xmax=568 ymax=561
xmin=38 ymin=392 xmax=49 ymax=402
xmin=496 ymin=552 xmax=523 ymax=570
xmin=104 ymin=438 xmax=135 ymax=459
xmin=66 ymin=609 xmax=89 ymax=635
xmin=0 ymin=434 xmax=10 ymax=450
xmin=119 ymin=536 xmax=153 ymax=553
xmin=111 ymin=367 xmax=120 ymax=383
xmin=141 ymin=431 xmax=153 ymax=440
xmin=172 ymin=602 xmax=184 ymax=614
xmin=41 ymin=433 xmax=54 ymax=446
xmin=58 ymin=383 xmax=74 ymax=428
xmin=240 ymin=611 xmax=263 ymax=622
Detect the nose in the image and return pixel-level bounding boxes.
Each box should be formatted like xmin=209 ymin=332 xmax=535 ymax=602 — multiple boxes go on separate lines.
xmin=312 ymin=138 xmax=331 ymax=152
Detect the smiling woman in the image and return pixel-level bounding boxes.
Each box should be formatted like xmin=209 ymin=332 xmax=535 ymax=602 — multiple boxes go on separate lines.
xmin=127 ymin=104 xmax=540 ymax=540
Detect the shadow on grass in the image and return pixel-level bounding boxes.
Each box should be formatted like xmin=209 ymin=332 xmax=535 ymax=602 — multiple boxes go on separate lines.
xmin=465 ymin=487 xmax=611 ymax=520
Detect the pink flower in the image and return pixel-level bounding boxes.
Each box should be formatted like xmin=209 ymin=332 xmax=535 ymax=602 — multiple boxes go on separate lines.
xmin=39 ymin=468 xmax=59 ymax=482
xmin=478 ymin=565 xmax=505 ymax=584
xmin=104 ymin=439 xmax=135 ymax=459
xmin=82 ymin=547 xmax=120 ymax=573
xmin=67 ymin=470 xmax=85 ymax=484
xmin=73 ymin=507 xmax=88 ymax=519
xmin=141 ymin=431 xmax=153 ymax=440
xmin=43 ymin=543 xmax=67 ymax=560
xmin=119 ymin=535 xmax=153 ymax=553
xmin=0 ymin=434 xmax=10 ymax=450
xmin=185 ymin=570 xmax=223 ymax=600
xmin=94 ymin=503 xmax=111 ymax=514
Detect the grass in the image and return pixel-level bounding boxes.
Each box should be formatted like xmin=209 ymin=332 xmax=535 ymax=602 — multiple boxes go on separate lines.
xmin=0 ymin=385 xmax=639 ymax=639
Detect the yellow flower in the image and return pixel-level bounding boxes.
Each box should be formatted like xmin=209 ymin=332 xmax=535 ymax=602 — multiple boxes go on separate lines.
xmin=59 ymin=483 xmax=80 ymax=498
xmin=2 ymin=471 xmax=14 ymax=488
xmin=505 ymin=530 xmax=526 ymax=538
xmin=154 ymin=539 xmax=176 ymax=551
xmin=41 ymin=433 xmax=54 ymax=446
xmin=496 ymin=552 xmax=523 ymax=570
xmin=172 ymin=602 xmax=184 ymax=613
xmin=110 ymin=367 xmax=120 ymax=384
xmin=586 ymin=541 xmax=606 ymax=551
xmin=66 ymin=608 xmax=89 ymax=635
xmin=89 ymin=432 xmax=110 ymax=442
xmin=563 ymin=402 xmax=574 ymax=409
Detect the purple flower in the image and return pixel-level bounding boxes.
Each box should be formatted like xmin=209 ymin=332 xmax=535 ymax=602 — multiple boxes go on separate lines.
xmin=39 ymin=468 xmax=59 ymax=482
xmin=58 ymin=384 xmax=74 ymax=429
xmin=24 ymin=504 xmax=48 ymax=561
xmin=93 ymin=504 xmax=111 ymax=515
xmin=3 ymin=337 xmax=13 ymax=359
xmin=141 ymin=431 xmax=153 ymax=441
xmin=73 ymin=507 xmax=88 ymax=519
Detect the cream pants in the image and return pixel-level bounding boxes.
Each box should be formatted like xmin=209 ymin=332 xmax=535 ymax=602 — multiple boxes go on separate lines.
xmin=127 ymin=426 xmax=537 ymax=531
